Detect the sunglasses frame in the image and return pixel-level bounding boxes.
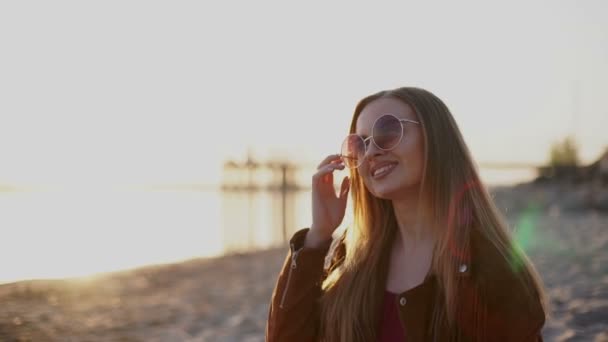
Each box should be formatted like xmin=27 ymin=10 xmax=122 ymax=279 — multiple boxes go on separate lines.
xmin=340 ymin=113 xmax=420 ymax=168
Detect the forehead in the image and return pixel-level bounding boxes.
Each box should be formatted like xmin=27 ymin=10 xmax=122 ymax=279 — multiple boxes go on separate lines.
xmin=355 ymin=97 xmax=417 ymax=134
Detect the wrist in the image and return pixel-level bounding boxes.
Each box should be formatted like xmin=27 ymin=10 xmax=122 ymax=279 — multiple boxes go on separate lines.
xmin=305 ymin=227 xmax=332 ymax=249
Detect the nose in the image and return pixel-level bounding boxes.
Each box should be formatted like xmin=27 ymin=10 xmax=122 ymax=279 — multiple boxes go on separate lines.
xmin=363 ymin=140 xmax=385 ymax=163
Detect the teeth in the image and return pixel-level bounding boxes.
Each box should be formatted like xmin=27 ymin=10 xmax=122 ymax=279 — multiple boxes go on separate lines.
xmin=373 ymin=164 xmax=394 ymax=177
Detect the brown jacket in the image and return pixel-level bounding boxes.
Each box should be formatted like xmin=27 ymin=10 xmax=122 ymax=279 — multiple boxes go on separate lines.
xmin=266 ymin=228 xmax=546 ymax=342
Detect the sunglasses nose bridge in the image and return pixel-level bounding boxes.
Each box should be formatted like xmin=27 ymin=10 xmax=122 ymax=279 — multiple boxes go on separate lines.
xmin=362 ymin=136 xmax=385 ymax=161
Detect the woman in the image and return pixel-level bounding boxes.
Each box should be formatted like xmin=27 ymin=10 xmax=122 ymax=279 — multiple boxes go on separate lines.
xmin=266 ymin=87 xmax=548 ymax=341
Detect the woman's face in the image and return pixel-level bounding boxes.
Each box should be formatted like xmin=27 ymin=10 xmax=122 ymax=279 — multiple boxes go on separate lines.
xmin=355 ymin=97 xmax=425 ymax=200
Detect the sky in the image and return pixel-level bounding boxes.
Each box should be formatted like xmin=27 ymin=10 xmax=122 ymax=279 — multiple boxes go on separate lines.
xmin=1 ymin=0 xmax=607 ymax=187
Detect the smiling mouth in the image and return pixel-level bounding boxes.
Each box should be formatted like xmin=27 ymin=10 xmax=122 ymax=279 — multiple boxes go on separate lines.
xmin=371 ymin=163 xmax=397 ymax=179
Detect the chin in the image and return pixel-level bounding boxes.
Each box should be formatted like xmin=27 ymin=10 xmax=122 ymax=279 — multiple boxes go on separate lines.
xmin=369 ymin=183 xmax=403 ymax=200
xmin=368 ymin=180 xmax=421 ymax=200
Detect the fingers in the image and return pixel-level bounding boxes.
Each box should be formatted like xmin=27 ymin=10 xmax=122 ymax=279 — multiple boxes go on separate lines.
xmin=317 ymin=154 xmax=342 ymax=170
xmin=313 ymin=162 xmax=345 ymax=184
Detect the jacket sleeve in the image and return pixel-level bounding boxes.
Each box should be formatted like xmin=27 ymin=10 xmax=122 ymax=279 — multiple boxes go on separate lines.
xmin=464 ymin=229 xmax=547 ymax=342
xmin=521 ymin=321 xmax=545 ymax=342
xmin=265 ymin=228 xmax=332 ymax=342
xmin=484 ymin=254 xmax=546 ymax=341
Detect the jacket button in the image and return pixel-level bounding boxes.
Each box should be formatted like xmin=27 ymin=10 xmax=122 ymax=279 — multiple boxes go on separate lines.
xmin=399 ymin=297 xmax=407 ymax=306
xmin=459 ymin=264 xmax=468 ymax=273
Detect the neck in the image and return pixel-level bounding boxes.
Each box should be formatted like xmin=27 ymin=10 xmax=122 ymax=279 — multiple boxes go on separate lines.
xmin=391 ymin=194 xmax=435 ymax=247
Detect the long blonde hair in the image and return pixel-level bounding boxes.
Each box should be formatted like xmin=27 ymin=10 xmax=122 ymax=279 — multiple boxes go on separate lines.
xmin=319 ymin=87 xmax=547 ymax=341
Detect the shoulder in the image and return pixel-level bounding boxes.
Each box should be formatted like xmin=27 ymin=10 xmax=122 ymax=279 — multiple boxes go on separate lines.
xmin=470 ymin=228 xmax=543 ymax=310
xmin=323 ymin=229 xmax=347 ymax=274
xmin=463 ymin=228 xmax=546 ymax=339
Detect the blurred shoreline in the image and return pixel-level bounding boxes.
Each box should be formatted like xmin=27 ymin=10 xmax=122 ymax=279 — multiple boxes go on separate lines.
xmin=1 ymin=180 xmax=607 ymax=341
xmin=0 ymin=165 xmax=541 ymax=286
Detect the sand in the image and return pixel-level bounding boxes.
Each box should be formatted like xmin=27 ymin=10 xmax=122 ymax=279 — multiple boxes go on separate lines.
xmin=1 ymin=182 xmax=607 ymax=341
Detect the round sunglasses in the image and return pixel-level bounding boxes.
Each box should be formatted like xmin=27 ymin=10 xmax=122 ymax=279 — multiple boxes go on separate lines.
xmin=340 ymin=114 xmax=420 ymax=168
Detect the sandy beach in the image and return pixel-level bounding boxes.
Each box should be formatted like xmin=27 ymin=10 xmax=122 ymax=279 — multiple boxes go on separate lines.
xmin=1 ymin=182 xmax=607 ymax=342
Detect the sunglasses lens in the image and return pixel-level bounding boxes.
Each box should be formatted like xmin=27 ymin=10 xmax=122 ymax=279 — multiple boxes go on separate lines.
xmin=373 ymin=115 xmax=403 ymax=150
xmin=341 ymin=134 xmax=365 ymax=168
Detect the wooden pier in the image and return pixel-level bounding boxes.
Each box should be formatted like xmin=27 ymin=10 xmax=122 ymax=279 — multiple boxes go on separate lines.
xmin=221 ymin=156 xmax=309 ymax=246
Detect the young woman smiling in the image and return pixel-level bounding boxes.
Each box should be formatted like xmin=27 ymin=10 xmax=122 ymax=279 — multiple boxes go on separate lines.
xmin=266 ymin=87 xmax=547 ymax=342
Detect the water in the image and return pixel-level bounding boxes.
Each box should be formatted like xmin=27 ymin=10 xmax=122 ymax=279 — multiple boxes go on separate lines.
xmin=0 ymin=167 xmax=535 ymax=284
xmin=0 ymin=188 xmax=312 ymax=284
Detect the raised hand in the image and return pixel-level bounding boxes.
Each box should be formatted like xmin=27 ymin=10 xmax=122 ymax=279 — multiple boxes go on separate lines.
xmin=306 ymin=154 xmax=350 ymax=248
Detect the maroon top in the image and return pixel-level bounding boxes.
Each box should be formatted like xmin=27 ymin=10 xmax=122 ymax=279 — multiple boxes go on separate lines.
xmin=378 ymin=291 xmax=406 ymax=341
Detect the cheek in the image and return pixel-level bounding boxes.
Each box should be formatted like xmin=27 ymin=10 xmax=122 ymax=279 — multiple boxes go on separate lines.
xmin=407 ymin=136 xmax=425 ymax=163
xmin=411 ymin=145 xmax=424 ymax=164
xmin=399 ymin=140 xmax=421 ymax=160
xmin=358 ymin=164 xmax=374 ymax=186
xmin=358 ymin=160 xmax=371 ymax=176
xmin=410 ymin=150 xmax=425 ymax=174
xmin=399 ymin=141 xmax=425 ymax=175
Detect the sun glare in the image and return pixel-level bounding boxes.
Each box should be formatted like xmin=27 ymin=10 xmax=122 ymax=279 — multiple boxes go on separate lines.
xmin=0 ymin=185 xmax=224 ymax=284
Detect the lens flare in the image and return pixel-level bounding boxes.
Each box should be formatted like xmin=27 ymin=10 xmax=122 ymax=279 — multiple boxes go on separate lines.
xmin=445 ymin=180 xmax=480 ymax=262
xmin=510 ymin=202 xmax=541 ymax=272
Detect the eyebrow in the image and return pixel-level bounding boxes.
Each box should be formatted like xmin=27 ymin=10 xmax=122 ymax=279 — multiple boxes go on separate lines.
xmin=354 ymin=126 xmax=371 ymax=138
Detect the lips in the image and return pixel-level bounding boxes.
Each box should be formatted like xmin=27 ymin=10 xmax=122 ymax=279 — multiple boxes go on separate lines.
xmin=370 ymin=161 xmax=398 ymax=178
